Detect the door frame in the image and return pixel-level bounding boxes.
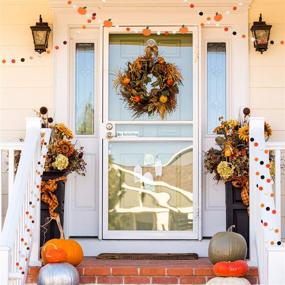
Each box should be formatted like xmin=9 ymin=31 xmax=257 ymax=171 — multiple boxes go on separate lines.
xmin=101 ymin=26 xmax=201 ymax=240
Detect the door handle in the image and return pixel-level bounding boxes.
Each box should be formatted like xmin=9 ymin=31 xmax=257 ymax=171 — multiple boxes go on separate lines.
xmin=106 ymin=131 xmax=113 ymax=139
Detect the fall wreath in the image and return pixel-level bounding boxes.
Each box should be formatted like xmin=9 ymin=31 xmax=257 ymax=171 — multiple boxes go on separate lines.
xmin=114 ymin=40 xmax=183 ymax=119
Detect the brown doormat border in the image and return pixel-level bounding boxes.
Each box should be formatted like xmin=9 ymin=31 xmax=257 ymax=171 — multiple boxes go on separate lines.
xmin=96 ymin=253 xmax=199 ymax=260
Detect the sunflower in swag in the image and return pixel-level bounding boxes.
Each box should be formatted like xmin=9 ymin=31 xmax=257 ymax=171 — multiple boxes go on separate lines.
xmin=238 ymin=124 xmax=249 ymax=142
xmin=56 ymin=140 xmax=75 ymax=157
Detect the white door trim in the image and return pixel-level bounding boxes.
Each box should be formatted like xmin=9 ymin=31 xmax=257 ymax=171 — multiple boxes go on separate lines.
xmin=101 ymin=25 xmax=201 ymax=240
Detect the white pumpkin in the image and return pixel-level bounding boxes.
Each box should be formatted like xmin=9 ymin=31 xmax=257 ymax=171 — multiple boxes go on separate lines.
xmin=206 ymin=277 xmax=251 ymax=285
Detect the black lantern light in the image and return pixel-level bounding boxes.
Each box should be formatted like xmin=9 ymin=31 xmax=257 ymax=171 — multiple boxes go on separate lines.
xmin=30 ymin=15 xmax=51 ymax=54
xmin=250 ymin=14 xmax=272 ymax=54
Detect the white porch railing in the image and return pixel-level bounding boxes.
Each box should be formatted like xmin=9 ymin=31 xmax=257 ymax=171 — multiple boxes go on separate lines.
xmin=0 ymin=142 xmax=23 ymax=230
xmin=0 ymin=117 xmax=51 ymax=285
xmin=249 ymin=117 xmax=285 ymax=285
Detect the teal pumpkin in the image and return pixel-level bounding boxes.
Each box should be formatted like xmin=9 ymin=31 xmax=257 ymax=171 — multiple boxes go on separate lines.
xmin=208 ymin=229 xmax=247 ymax=264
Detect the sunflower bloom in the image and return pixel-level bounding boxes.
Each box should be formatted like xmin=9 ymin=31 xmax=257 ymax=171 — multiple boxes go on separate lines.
xmin=55 ymin=123 xmax=73 ymax=139
xmin=238 ymin=125 xmax=249 ymax=142
xmin=217 ymin=161 xmax=234 ymax=180
xmin=227 ymin=120 xmax=239 ymax=128
xmin=264 ymin=122 xmax=272 ymax=139
xmin=56 ymin=140 xmax=74 ymax=157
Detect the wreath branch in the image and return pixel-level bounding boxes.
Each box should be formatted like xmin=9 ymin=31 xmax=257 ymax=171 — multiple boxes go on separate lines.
xmin=114 ymin=44 xmax=183 ymax=119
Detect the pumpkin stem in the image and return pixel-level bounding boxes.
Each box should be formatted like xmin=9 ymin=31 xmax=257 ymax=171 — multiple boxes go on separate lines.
xmin=55 ymin=215 xmax=65 ymax=239
xmin=227 ymin=225 xmax=236 ymax=232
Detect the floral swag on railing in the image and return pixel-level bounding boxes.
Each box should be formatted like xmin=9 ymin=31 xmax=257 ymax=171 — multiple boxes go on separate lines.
xmin=36 ymin=107 xmax=87 ymax=238
xmin=204 ymin=108 xmax=273 ymax=207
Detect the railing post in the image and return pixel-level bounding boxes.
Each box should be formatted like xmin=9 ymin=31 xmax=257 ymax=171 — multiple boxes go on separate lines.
xmin=249 ymin=117 xmax=265 ymax=266
xmin=26 ymin=117 xmax=41 ymax=130
xmin=0 ymin=246 xmax=10 ymax=285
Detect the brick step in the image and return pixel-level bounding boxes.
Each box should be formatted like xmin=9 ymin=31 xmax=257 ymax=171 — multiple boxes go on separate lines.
xmin=27 ymin=257 xmax=259 ymax=284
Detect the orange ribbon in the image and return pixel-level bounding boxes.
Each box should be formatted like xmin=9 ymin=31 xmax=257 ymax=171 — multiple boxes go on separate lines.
xmin=41 ymin=176 xmax=67 ymax=218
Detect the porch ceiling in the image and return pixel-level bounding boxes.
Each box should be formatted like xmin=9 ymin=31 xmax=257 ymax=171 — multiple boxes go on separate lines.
xmin=49 ymin=0 xmax=253 ymax=8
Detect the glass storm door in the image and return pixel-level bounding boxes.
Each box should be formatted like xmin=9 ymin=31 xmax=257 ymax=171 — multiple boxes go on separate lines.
xmin=102 ymin=27 xmax=199 ymax=239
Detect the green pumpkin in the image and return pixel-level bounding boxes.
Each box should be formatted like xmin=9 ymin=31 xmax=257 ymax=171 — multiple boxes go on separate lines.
xmin=206 ymin=277 xmax=250 ymax=285
xmin=208 ymin=228 xmax=247 ymax=264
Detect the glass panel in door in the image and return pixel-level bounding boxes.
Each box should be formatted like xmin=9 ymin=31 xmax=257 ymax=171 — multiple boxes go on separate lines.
xmin=108 ymin=141 xmax=194 ymax=231
xmin=103 ymin=29 xmax=198 ymax=239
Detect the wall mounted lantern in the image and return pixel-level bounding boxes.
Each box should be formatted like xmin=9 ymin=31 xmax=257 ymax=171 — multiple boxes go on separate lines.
xmin=250 ymin=14 xmax=272 ymax=54
xmin=30 ymin=15 xmax=51 ymax=54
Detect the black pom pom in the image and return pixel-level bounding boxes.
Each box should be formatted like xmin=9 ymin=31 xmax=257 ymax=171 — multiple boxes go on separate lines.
xmin=250 ymin=137 xmax=254 ymax=142
xmin=199 ymin=11 xmax=203 ymax=16
xmin=261 ymin=175 xmax=265 ymax=179
xmin=232 ymin=31 xmax=237 ymax=35
xmin=48 ymin=117 xmax=54 ymax=123
xmin=243 ymin=107 xmax=250 ymax=116
xmin=20 ymin=58 xmax=25 ymax=62
xmin=39 ymin=106 xmax=48 ymax=115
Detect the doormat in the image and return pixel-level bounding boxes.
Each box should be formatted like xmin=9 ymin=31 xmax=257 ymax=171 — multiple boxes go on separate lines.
xmin=96 ymin=253 xmax=198 ymax=260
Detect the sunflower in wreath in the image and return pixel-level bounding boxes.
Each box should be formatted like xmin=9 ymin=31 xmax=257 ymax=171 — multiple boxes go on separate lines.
xmin=114 ymin=40 xmax=183 ymax=119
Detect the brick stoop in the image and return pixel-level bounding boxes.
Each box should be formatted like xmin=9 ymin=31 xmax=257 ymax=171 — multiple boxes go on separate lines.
xmin=26 ymin=257 xmax=259 ymax=284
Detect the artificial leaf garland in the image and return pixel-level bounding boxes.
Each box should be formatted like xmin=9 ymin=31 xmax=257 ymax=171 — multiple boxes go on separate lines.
xmin=114 ymin=41 xmax=183 ymax=119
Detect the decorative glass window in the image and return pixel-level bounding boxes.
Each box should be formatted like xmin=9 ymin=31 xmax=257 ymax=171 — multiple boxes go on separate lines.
xmin=75 ymin=43 xmax=95 ymax=135
xmin=207 ymin=43 xmax=226 ymax=134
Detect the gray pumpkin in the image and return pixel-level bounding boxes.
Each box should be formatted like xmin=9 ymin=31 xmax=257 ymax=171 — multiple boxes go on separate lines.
xmin=37 ymin=263 xmax=79 ymax=285
xmin=208 ymin=230 xmax=247 ymax=264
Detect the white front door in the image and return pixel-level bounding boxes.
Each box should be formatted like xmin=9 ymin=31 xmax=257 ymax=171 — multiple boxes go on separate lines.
xmin=101 ymin=27 xmax=200 ymax=239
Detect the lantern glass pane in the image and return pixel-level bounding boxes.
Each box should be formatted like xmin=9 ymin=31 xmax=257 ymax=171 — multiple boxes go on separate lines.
xmin=33 ymin=30 xmax=47 ymax=45
xmin=255 ymin=29 xmax=269 ymax=45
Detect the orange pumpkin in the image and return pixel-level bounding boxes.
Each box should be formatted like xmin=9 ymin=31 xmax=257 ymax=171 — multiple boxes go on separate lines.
xmin=159 ymin=95 xmax=168 ymax=104
xmin=213 ymin=260 xmax=249 ymax=277
xmin=42 ymin=239 xmax=83 ymax=266
xmin=133 ymin=96 xmax=141 ymax=103
xmin=77 ymin=7 xmax=87 ymax=15
xmin=142 ymin=27 xmax=151 ymax=36
xmin=166 ymin=78 xmax=174 ymax=86
xmin=104 ymin=19 xmax=113 ymax=28
xmin=44 ymin=248 xmax=67 ymax=264
xmin=214 ymin=13 xmax=223 ymax=22
xmin=122 ymin=77 xmax=130 ymax=85
xmin=179 ymin=25 xmax=189 ymax=34
xmin=157 ymin=57 xmax=165 ymax=64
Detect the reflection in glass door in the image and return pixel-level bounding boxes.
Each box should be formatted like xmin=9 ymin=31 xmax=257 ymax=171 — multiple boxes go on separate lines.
xmin=102 ymin=27 xmax=199 ymax=239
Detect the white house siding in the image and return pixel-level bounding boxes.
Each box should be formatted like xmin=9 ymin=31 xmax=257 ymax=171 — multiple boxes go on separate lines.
xmin=0 ymin=0 xmax=53 ymax=222
xmin=0 ymin=0 xmax=53 ymax=141
xmin=249 ymin=0 xmax=285 ymax=239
